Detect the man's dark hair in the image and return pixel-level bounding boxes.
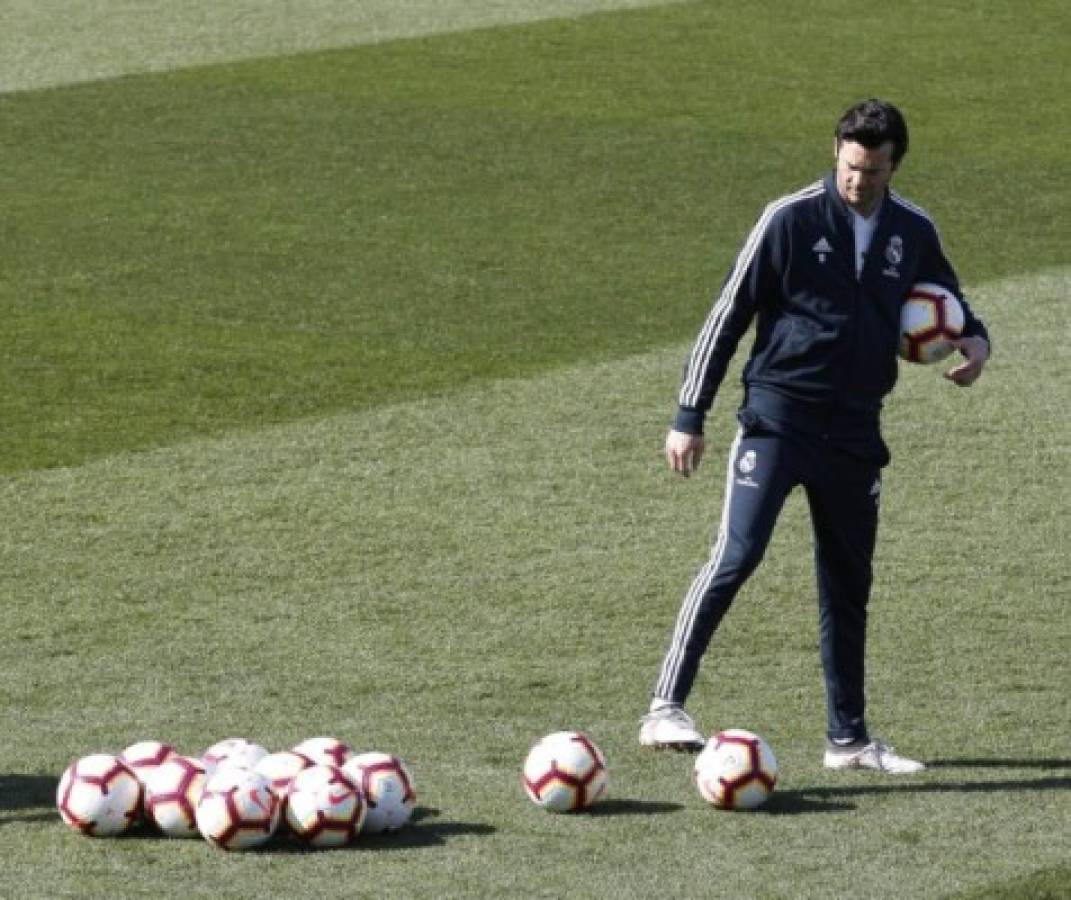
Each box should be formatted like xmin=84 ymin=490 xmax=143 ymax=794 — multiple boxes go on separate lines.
xmin=835 ymin=98 xmax=909 ymax=167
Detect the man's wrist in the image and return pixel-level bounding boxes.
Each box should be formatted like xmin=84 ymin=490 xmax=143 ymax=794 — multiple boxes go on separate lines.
xmin=673 ymin=406 xmax=706 ymax=435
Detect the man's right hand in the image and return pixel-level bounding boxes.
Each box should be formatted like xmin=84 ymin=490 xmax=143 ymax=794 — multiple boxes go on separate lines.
xmin=665 ymin=429 xmax=705 ymax=477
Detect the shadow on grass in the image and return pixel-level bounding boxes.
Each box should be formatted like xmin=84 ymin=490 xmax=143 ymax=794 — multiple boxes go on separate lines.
xmin=768 ymin=759 xmax=1071 ymax=811
xmin=926 ymin=757 xmax=1071 ymax=770
xmin=0 ymin=811 xmax=57 ymax=827
xmin=0 ymin=774 xmax=58 ymax=811
xmin=757 ymin=793 xmax=855 ymax=815
xmin=793 ymin=775 xmax=1070 ymax=800
xmin=266 ymin=807 xmax=496 ymax=854
xmin=583 ymin=798 xmax=684 ymax=817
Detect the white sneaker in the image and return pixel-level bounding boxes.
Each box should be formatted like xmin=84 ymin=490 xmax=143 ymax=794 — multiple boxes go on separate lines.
xmin=823 ymin=738 xmax=925 ymax=775
xmin=638 ymin=705 xmax=706 ymax=751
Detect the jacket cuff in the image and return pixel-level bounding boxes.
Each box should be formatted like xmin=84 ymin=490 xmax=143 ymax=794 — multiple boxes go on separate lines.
xmin=673 ymin=406 xmax=706 ymax=435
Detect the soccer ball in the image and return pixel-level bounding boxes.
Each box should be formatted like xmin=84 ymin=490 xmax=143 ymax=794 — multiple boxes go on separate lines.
xmin=292 ymin=736 xmax=355 ymax=769
xmin=119 ymin=740 xmax=178 ymax=785
xmin=284 ymin=764 xmax=366 ymax=848
xmin=899 ymin=282 xmax=965 ymax=364
xmin=521 ymin=731 xmax=608 ymax=812
xmin=200 ymin=738 xmax=269 ymax=774
xmin=694 ymin=729 xmax=778 ymax=810
xmin=341 ymin=752 xmax=416 ymax=833
xmin=254 ymin=750 xmax=314 ymax=801
xmin=143 ymin=755 xmax=208 ymax=838
xmin=195 ymin=768 xmax=280 ymax=850
xmin=56 ymin=753 xmax=142 ymax=837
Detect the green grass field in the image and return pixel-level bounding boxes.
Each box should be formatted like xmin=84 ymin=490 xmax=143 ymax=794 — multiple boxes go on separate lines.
xmin=2 ymin=1 xmax=1069 ymax=897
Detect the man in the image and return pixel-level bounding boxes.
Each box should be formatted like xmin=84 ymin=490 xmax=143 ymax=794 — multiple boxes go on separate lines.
xmin=639 ymin=99 xmax=990 ymax=773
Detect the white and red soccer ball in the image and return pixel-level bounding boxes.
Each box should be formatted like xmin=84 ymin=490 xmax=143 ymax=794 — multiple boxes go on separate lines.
xmin=342 ymin=752 xmax=417 ymax=832
xmin=200 ymin=738 xmax=269 ymax=775
xmin=57 ymin=754 xmax=142 ymax=837
xmin=899 ymin=282 xmax=965 ymax=364
xmin=143 ymin=755 xmax=208 ymax=838
xmin=119 ymin=740 xmax=178 ymax=784
xmin=522 ymin=731 xmax=608 ymax=812
xmin=254 ymin=750 xmax=314 ymax=802
xmin=694 ymin=729 xmax=778 ymax=810
xmin=284 ymin=764 xmax=366 ymax=848
xmin=195 ymin=767 xmax=280 ymax=850
xmin=292 ymin=736 xmax=354 ymax=769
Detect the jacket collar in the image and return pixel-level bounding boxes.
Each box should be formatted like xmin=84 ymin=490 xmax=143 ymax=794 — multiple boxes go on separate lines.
xmin=822 ymin=172 xmax=901 ymax=282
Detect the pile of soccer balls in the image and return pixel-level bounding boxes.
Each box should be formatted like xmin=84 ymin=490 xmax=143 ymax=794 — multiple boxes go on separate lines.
xmin=57 ymin=736 xmax=415 ymax=850
xmin=522 ymin=727 xmax=778 ymax=813
xmin=59 ymin=727 xmax=778 ymax=842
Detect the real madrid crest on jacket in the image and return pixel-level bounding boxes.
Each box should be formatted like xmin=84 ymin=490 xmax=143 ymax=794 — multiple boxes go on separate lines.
xmin=675 ymin=171 xmax=989 ymax=450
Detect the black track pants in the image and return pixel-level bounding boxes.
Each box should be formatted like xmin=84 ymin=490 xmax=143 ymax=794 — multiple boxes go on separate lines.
xmin=652 ymin=426 xmax=881 ymax=743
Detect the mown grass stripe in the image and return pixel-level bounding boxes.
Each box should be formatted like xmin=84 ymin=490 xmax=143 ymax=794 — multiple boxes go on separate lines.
xmin=2 ymin=266 xmax=1062 ymax=489
xmin=2 ymin=1 xmax=1067 ymax=476
xmin=0 ymin=0 xmax=689 ymax=93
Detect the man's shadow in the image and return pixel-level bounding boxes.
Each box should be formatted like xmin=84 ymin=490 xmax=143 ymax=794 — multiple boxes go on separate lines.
xmin=775 ymin=756 xmax=1071 ymax=809
xmin=926 ymin=757 xmax=1071 ymax=770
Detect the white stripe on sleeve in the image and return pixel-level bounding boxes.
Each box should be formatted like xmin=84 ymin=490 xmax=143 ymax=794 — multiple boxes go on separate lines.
xmin=680 ymin=181 xmax=824 ymax=408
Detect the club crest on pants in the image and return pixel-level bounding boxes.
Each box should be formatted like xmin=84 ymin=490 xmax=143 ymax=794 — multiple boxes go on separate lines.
xmin=736 ymin=450 xmax=759 ymax=487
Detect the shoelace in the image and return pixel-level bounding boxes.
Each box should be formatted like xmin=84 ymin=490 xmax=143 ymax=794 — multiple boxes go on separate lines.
xmin=642 ymin=707 xmax=693 ymax=726
xmin=859 ymin=740 xmax=904 ymax=770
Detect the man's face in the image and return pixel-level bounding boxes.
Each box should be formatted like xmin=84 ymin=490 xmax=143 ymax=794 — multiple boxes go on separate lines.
xmin=834 ymin=139 xmax=896 ymax=217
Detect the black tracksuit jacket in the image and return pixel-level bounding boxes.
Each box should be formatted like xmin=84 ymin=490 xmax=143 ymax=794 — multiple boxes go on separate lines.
xmin=674 ymin=172 xmax=990 ymax=457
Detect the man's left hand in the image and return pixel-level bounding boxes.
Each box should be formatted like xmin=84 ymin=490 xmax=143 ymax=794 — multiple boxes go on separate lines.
xmin=944 ymin=336 xmax=989 ymax=386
